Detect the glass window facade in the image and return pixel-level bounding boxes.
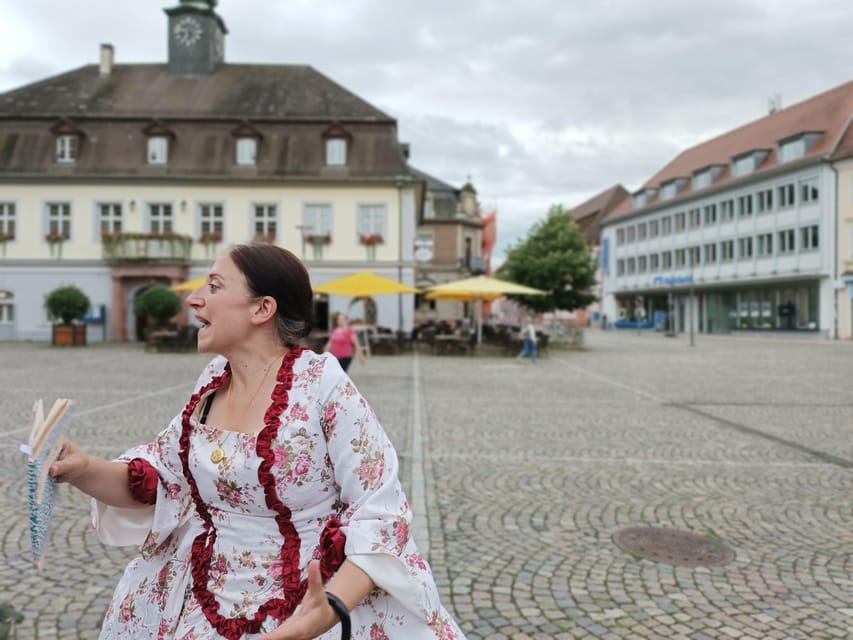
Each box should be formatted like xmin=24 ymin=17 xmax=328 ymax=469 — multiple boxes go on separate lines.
xmin=706 ymin=283 xmax=819 ymax=332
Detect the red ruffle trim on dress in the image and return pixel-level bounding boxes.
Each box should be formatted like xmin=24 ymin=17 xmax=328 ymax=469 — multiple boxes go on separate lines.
xmin=127 ymin=458 xmax=158 ymax=505
xmin=179 ymin=346 xmax=346 ymax=640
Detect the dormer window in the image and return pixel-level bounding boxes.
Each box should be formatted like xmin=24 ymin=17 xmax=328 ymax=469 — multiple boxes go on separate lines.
xmin=50 ymin=119 xmax=85 ymax=164
xmin=326 ymin=139 xmax=347 ymax=166
xmin=632 ymin=188 xmax=657 ymax=209
xmin=147 ymin=137 xmax=168 ymax=165
xmin=141 ymin=120 xmax=175 ymax=166
xmin=322 ymin=122 xmax=352 ymax=168
xmin=659 ymin=178 xmax=687 ymax=201
xmin=778 ymin=132 xmax=822 ymax=164
xmin=55 ymin=135 xmax=78 ymax=163
xmin=236 ymin=138 xmax=257 ymax=165
xmin=732 ymin=150 xmax=769 ymax=177
xmin=231 ymin=121 xmax=263 ymax=167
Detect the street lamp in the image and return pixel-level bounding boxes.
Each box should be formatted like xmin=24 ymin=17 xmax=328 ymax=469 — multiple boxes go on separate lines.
xmin=394 ymin=175 xmax=410 ymax=336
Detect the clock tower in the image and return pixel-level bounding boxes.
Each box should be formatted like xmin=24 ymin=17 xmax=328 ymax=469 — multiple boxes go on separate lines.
xmin=165 ymin=0 xmax=228 ymax=75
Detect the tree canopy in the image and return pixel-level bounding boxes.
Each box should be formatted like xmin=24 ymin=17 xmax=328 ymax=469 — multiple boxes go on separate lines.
xmin=502 ymin=204 xmax=597 ymax=313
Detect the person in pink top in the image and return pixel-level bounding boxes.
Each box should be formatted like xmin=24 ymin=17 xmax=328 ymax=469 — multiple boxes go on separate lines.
xmin=324 ymin=313 xmax=366 ymax=372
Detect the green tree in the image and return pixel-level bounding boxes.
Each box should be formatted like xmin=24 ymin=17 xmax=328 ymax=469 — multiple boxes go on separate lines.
xmin=44 ymin=285 xmax=91 ymax=324
xmin=134 ymin=285 xmax=182 ymax=326
xmin=503 ymin=204 xmax=597 ymax=313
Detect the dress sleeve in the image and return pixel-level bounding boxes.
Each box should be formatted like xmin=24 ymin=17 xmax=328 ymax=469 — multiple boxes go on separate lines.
xmin=318 ymin=355 xmax=442 ymax=620
xmin=90 ymin=356 xmax=226 ymax=550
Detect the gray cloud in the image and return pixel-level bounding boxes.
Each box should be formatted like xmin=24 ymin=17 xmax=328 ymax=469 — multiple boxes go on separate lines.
xmin=1 ymin=0 xmax=851 ymax=262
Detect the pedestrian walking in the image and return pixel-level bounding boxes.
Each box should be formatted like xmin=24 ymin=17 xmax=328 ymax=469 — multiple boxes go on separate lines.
xmin=323 ymin=313 xmax=366 ymax=372
xmin=48 ymin=242 xmax=466 ymax=640
xmin=517 ymin=316 xmax=538 ymax=363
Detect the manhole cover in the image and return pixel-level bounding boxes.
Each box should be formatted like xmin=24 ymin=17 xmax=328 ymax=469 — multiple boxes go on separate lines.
xmin=612 ymin=526 xmax=734 ymax=567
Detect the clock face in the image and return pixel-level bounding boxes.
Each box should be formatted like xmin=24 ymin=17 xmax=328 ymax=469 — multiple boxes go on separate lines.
xmin=174 ymin=16 xmax=202 ymax=47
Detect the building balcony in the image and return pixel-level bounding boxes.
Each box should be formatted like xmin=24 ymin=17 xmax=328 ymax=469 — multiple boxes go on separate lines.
xmin=101 ymin=232 xmax=193 ymax=264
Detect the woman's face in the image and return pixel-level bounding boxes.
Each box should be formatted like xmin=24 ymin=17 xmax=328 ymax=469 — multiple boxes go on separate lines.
xmin=187 ymin=254 xmax=258 ymax=353
xmin=336 ymin=314 xmax=348 ymax=327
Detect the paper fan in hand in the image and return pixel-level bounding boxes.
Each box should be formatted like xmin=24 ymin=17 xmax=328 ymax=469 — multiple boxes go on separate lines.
xmin=25 ymin=398 xmax=74 ymax=569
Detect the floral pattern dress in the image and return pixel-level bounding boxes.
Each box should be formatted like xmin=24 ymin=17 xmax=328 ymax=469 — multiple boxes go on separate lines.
xmin=92 ymin=348 xmax=465 ymax=639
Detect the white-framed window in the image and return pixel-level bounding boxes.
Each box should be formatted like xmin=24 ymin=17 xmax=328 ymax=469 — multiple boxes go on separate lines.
xmin=689 ymin=208 xmax=701 ymax=228
xmin=302 ymin=203 xmax=333 ymax=236
xmin=637 ymin=222 xmax=647 ymax=240
xmin=720 ymin=199 xmax=735 ymax=220
xmin=800 ymin=225 xmax=819 ymax=251
xmin=660 ymin=182 xmax=677 ymax=200
xmin=0 ymin=202 xmax=16 ymax=240
xmin=648 ymin=220 xmax=659 ymax=237
xmin=661 ymin=217 xmax=672 ymax=235
xmin=616 ymin=259 xmax=625 ymax=276
xmin=253 ymin=204 xmax=277 ymax=240
xmin=778 ymin=228 xmax=795 ymax=254
xmin=800 ymin=178 xmax=819 ymax=204
xmin=356 ymin=204 xmax=387 ymax=240
xmin=692 ymin=171 xmax=711 ymax=190
xmin=689 ymin=246 xmax=701 ymax=266
xmin=236 ymin=138 xmax=257 ymax=166
xmin=147 ymin=137 xmax=168 ymax=165
xmin=738 ymin=237 xmax=753 ymax=259
xmin=662 ymin=251 xmax=672 ymax=270
xmin=627 ymin=257 xmax=635 ymax=274
xmin=674 ymin=212 xmax=686 ymax=232
xmin=704 ymin=204 xmax=717 ymax=225
xmin=98 ymin=203 xmax=123 ymax=234
xmin=46 ymin=202 xmax=72 ymax=239
xmin=199 ymin=203 xmax=224 ymax=238
xmin=56 ymin=135 xmax=78 ymax=163
xmin=721 ymin=240 xmax=735 ymax=262
xmin=737 ymin=195 xmax=753 ymax=217
xmin=757 ymin=233 xmax=773 ymax=257
xmin=649 ymin=253 xmax=659 ymax=270
xmin=325 ymin=139 xmax=347 ymax=167
xmin=638 ymin=255 xmax=647 ymax=272
xmin=616 ymin=228 xmax=625 ymax=245
xmin=778 ymin=183 xmax=795 ymax=208
xmin=147 ymin=203 xmax=173 ymax=233
xmin=757 ymin=188 xmax=773 ymax=213
xmin=675 ymin=248 xmax=686 ymax=268
xmin=704 ymin=243 xmax=717 ymax=263
xmin=779 ymin=138 xmax=805 ymax=163
xmin=733 ymin=155 xmax=754 ymax=177
xmin=626 ymin=225 xmax=636 ymax=242
xmin=0 ymin=298 xmax=13 ymax=324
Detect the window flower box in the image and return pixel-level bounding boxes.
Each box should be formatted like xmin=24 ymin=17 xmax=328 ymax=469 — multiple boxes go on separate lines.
xmin=359 ymin=233 xmax=384 ymax=246
xmin=304 ymin=233 xmax=332 ymax=246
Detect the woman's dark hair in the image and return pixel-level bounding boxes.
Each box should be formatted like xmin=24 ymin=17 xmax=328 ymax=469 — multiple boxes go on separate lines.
xmin=229 ymin=243 xmax=314 ymax=344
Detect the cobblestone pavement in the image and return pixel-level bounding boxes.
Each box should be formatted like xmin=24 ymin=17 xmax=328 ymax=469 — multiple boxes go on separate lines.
xmin=1 ymin=332 xmax=851 ymax=639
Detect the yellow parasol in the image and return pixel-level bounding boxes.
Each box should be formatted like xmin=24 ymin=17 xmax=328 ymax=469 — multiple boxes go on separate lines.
xmin=313 ymin=272 xmax=420 ymax=297
xmin=169 ymin=276 xmax=207 ymax=292
xmin=425 ymin=275 xmax=546 ymax=346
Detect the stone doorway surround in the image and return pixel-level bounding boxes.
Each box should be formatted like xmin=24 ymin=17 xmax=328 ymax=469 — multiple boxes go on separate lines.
xmin=110 ymin=264 xmax=190 ymax=342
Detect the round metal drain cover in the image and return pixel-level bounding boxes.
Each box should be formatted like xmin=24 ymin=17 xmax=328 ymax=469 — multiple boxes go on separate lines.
xmin=612 ymin=526 xmax=734 ymax=567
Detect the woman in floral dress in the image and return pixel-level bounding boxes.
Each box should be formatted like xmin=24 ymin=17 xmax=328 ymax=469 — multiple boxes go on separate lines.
xmin=50 ymin=243 xmax=465 ymax=640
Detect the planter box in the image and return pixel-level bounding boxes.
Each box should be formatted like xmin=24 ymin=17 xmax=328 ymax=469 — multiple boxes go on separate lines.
xmin=52 ymin=324 xmax=87 ymax=346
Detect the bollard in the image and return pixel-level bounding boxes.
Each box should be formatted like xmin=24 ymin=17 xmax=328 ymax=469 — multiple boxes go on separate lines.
xmin=0 ymin=602 xmax=23 ymax=640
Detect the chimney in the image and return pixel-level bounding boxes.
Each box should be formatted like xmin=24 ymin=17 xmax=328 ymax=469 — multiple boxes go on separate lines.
xmin=99 ymin=44 xmax=115 ymax=76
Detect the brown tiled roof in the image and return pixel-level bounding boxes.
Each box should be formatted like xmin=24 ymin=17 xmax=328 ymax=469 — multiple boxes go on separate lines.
xmin=0 ymin=64 xmax=409 ymax=179
xmin=608 ymin=80 xmax=853 ymax=221
xmin=0 ymin=64 xmax=392 ymax=120
xmin=570 ymin=184 xmax=629 ymax=243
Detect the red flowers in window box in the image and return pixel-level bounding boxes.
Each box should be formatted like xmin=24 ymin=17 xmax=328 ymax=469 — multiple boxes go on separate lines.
xmin=198 ymin=231 xmax=223 ymax=244
xmin=45 ymin=231 xmax=70 ymax=243
xmin=0 ymin=231 xmax=15 ymax=242
xmin=305 ymin=233 xmax=332 ymax=245
xmin=359 ymin=233 xmax=384 ymax=246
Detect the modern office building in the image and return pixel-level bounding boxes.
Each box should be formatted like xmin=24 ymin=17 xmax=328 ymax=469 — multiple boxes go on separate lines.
xmin=599 ymin=80 xmax=853 ymax=337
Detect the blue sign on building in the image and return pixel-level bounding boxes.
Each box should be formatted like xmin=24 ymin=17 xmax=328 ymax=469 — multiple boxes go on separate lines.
xmin=651 ymin=274 xmax=693 ymax=287
xmin=601 ymin=238 xmax=609 ymax=276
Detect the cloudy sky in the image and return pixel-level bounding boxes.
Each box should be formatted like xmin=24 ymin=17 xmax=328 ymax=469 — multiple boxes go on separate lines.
xmin=1 ymin=0 xmax=851 ymax=262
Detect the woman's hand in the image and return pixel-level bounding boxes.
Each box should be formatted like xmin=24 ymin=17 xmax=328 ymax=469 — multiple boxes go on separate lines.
xmin=49 ymin=439 xmax=91 ymax=483
xmin=259 ymin=560 xmax=339 ymax=640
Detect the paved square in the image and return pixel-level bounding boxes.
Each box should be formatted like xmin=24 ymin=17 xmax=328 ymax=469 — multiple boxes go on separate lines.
xmin=1 ymin=331 xmax=851 ymax=639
